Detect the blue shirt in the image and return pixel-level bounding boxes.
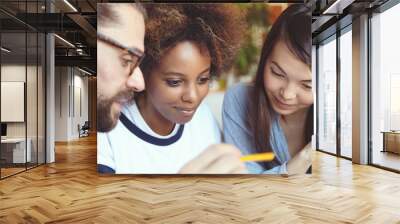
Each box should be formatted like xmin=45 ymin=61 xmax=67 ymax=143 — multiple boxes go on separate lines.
xmin=222 ymin=83 xmax=290 ymax=174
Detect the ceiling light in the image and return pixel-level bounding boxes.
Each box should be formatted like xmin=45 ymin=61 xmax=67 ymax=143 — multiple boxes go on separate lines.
xmin=1 ymin=47 xmax=11 ymax=53
xmin=323 ymin=0 xmax=355 ymax=15
xmin=54 ymin=34 xmax=75 ymax=48
xmin=78 ymin=67 xmax=93 ymax=76
xmin=63 ymin=0 xmax=78 ymax=12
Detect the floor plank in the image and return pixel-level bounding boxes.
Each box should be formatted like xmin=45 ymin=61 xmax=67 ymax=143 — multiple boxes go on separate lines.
xmin=372 ymin=151 xmax=400 ymax=171
xmin=0 ymin=134 xmax=399 ymax=223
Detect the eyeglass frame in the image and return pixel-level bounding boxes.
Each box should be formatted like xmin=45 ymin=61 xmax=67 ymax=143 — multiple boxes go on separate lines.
xmin=97 ymin=32 xmax=145 ymax=76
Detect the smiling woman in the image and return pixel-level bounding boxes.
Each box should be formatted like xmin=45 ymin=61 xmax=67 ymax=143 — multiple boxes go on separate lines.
xmin=97 ymin=4 xmax=247 ymax=174
xmin=137 ymin=41 xmax=212 ymax=131
xmin=222 ymin=4 xmax=314 ymax=175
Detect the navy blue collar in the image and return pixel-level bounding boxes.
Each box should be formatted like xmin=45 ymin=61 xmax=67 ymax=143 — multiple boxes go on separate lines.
xmin=119 ymin=112 xmax=184 ymax=146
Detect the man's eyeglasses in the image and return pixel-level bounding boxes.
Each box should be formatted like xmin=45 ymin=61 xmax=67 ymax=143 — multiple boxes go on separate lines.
xmin=97 ymin=32 xmax=145 ymax=76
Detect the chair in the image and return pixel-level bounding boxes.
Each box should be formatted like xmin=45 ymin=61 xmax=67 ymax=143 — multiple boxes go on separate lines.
xmin=79 ymin=121 xmax=90 ymax=138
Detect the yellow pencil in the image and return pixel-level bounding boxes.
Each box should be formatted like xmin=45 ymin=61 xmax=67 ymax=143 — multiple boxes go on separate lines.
xmin=240 ymin=152 xmax=275 ymax=162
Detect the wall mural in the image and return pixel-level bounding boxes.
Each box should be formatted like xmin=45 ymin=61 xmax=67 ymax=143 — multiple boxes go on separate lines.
xmin=96 ymin=3 xmax=313 ymax=175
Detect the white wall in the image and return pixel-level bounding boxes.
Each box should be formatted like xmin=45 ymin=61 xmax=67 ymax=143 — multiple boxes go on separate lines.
xmin=54 ymin=67 xmax=89 ymax=141
xmin=73 ymin=73 xmax=89 ymax=137
xmin=1 ymin=65 xmax=39 ymax=138
xmin=55 ymin=66 xmax=69 ymax=141
xmin=1 ymin=63 xmax=45 ymax=164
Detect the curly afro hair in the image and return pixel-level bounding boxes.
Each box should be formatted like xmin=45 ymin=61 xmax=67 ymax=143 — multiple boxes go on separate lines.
xmin=141 ymin=4 xmax=247 ymax=77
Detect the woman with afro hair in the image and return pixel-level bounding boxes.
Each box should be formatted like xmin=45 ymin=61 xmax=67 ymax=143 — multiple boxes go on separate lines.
xmin=98 ymin=4 xmax=248 ymax=174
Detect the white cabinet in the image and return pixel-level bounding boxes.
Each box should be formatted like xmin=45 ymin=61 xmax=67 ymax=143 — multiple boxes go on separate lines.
xmin=1 ymin=138 xmax=32 ymax=163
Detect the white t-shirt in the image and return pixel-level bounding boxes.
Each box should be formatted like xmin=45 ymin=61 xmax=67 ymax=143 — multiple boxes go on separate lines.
xmin=97 ymin=102 xmax=221 ymax=174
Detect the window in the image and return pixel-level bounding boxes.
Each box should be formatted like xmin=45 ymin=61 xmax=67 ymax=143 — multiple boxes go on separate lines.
xmin=317 ymin=36 xmax=337 ymax=155
xmin=370 ymin=2 xmax=400 ymax=171
xmin=0 ymin=1 xmax=46 ymax=179
xmin=339 ymin=28 xmax=352 ymax=158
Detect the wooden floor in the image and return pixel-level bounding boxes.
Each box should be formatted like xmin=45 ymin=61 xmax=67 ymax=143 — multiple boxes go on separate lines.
xmin=1 ymin=167 xmax=26 ymax=178
xmin=372 ymin=150 xmax=400 ymax=171
xmin=1 ymin=135 xmax=400 ymax=223
xmin=1 ymin=163 xmax=44 ymax=178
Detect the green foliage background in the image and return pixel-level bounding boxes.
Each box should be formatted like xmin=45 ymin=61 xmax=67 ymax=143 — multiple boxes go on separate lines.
xmin=233 ymin=4 xmax=271 ymax=77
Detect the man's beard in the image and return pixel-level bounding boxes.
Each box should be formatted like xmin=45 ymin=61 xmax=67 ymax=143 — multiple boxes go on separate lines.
xmin=97 ymin=90 xmax=136 ymax=132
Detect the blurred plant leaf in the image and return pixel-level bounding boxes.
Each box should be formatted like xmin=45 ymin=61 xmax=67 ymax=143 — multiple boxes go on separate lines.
xmin=233 ymin=4 xmax=270 ymax=77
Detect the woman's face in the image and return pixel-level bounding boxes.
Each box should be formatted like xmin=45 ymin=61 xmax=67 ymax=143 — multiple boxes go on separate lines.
xmin=263 ymin=40 xmax=313 ymax=116
xmin=145 ymin=41 xmax=211 ymax=124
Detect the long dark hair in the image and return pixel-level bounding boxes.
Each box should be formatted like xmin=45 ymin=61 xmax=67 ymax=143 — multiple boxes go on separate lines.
xmin=248 ymin=4 xmax=313 ymax=169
